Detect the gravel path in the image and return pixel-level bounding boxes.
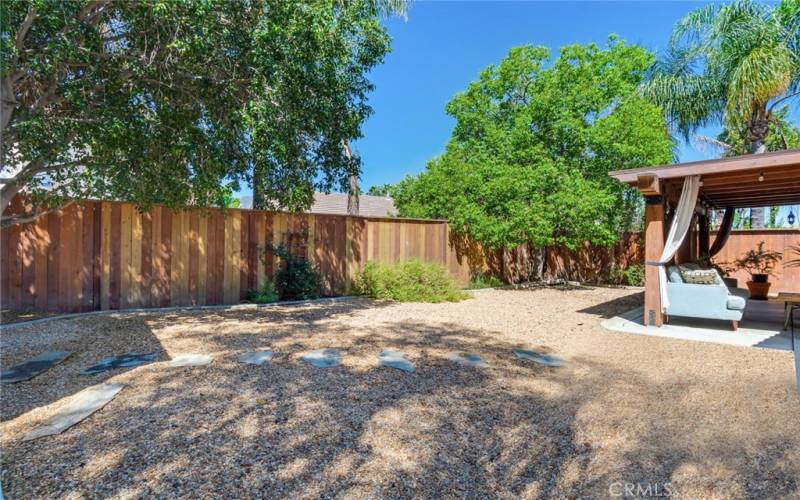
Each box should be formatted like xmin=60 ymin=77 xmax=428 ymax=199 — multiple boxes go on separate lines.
xmin=1 ymin=288 xmax=798 ymax=498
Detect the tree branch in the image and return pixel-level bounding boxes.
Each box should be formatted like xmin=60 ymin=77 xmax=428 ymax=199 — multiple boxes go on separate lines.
xmin=768 ymin=91 xmax=800 ymax=112
xmin=15 ymin=7 xmax=37 ymax=53
xmin=0 ymin=200 xmax=75 ymax=228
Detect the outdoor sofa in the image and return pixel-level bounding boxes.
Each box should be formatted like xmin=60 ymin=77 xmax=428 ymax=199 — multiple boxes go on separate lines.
xmin=665 ymin=264 xmax=750 ymax=330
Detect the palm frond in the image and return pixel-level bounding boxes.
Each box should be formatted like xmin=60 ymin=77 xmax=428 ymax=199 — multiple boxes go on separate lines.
xmin=726 ymin=44 xmax=793 ymax=126
xmin=693 ymin=134 xmax=732 ymax=154
xmin=670 ymin=3 xmax=721 ymax=48
xmin=640 ymin=73 xmax=724 ymax=140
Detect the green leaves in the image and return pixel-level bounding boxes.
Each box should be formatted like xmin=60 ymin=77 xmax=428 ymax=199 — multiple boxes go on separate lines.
xmin=393 ymin=38 xmax=672 ymax=252
xmin=643 ymin=0 xmax=800 ymax=152
xmin=1 ymin=0 xmax=402 ymax=221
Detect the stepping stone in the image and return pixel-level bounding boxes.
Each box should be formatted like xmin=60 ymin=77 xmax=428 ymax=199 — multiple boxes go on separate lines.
xmin=448 ymin=352 xmax=489 ymax=368
xmin=302 ymin=349 xmax=342 ymax=368
xmin=378 ymin=350 xmax=415 ymax=372
xmin=513 ymin=349 xmax=564 ymax=367
xmin=238 ymin=351 xmax=274 ymax=366
xmin=167 ymin=354 xmax=213 ymax=367
xmin=23 ymin=382 xmax=125 ymax=441
xmin=1 ymin=351 xmax=72 ymax=384
xmin=81 ymin=353 xmax=158 ymax=376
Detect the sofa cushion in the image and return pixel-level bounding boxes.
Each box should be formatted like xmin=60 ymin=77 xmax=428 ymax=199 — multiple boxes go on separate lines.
xmin=667 ymin=266 xmax=684 ymax=283
xmin=726 ymin=294 xmax=747 ymax=310
xmin=678 ymin=264 xmax=719 ymax=285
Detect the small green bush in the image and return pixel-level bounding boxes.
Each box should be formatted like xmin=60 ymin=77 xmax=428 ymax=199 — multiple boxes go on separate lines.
xmin=466 ymin=271 xmax=503 ymax=289
xmin=246 ymin=281 xmax=279 ymax=304
xmin=273 ymin=245 xmax=320 ymax=300
xmin=621 ymin=264 xmax=644 ymax=286
xmin=355 ymin=260 xmax=469 ymax=303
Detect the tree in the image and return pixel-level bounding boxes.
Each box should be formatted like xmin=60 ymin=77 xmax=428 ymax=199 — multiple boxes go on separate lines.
xmin=367 ymin=183 xmax=395 ymax=197
xmin=711 ymin=109 xmax=800 ymax=156
xmin=392 ymin=39 xmax=673 ymax=278
xmin=641 ymin=0 xmax=800 ymax=227
xmin=1 ymin=0 xmax=406 ymax=226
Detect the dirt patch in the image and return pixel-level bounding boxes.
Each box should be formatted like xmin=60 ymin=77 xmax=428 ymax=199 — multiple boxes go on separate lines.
xmin=1 ymin=289 xmax=798 ymax=498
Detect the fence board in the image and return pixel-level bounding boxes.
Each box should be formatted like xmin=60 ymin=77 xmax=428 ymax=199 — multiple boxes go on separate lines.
xmin=4 ymin=197 xmax=799 ymax=312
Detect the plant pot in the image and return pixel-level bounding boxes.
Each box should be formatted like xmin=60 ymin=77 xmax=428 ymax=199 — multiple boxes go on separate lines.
xmin=746 ymin=280 xmax=771 ymax=300
xmin=751 ymin=273 xmax=769 ymax=283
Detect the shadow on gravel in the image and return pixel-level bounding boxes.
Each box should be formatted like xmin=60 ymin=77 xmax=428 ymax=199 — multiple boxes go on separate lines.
xmin=0 ymin=298 xmax=389 ymax=423
xmin=577 ymin=291 xmax=644 ymax=319
xmin=1 ymin=315 xmax=168 ymax=423
xmin=3 ymin=309 xmax=798 ymax=498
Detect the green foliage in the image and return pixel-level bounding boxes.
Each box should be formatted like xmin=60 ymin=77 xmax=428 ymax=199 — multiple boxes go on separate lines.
xmin=355 ymin=261 xmax=468 ymax=302
xmin=642 ymin=0 xmax=800 ymax=152
xmin=1 ymin=1 xmax=406 ymax=225
xmin=216 ymin=185 xmax=241 ymax=209
xmin=715 ymin=109 xmax=800 ymax=156
xmin=606 ymin=264 xmax=645 ymax=286
xmin=732 ymin=241 xmax=783 ymax=277
xmin=272 ymin=245 xmax=320 ymax=301
xmin=246 ymin=281 xmax=279 ymax=304
xmin=366 ymin=184 xmax=396 ymax=197
xmin=392 ymin=39 xmax=672 ymax=251
xmin=621 ymin=265 xmax=645 ymax=286
xmin=466 ymin=272 xmax=504 ymax=290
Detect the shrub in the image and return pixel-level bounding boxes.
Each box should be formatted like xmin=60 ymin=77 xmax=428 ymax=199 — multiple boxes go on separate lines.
xmin=621 ymin=264 xmax=644 ymax=286
xmin=355 ymin=260 xmax=469 ymax=303
xmin=273 ymin=245 xmax=320 ymax=301
xmin=604 ymin=264 xmax=645 ymax=286
xmin=246 ymin=281 xmax=279 ymax=304
xmin=466 ymin=271 xmax=503 ymax=289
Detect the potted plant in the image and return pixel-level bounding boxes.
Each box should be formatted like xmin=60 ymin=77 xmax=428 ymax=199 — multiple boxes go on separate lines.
xmin=732 ymin=241 xmax=783 ymax=300
xmin=787 ymin=242 xmax=800 ymax=268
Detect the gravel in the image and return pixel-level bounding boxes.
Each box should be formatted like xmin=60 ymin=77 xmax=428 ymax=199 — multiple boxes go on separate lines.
xmin=1 ymin=287 xmax=799 ymax=498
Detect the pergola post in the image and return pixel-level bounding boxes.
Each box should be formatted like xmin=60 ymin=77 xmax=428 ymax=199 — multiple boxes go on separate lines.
xmin=698 ymin=213 xmax=710 ymax=259
xmin=644 ymin=196 xmax=665 ymax=326
xmin=676 ymin=213 xmax=695 ymax=264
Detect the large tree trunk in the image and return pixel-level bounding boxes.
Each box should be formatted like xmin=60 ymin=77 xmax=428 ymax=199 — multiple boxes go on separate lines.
xmin=0 ymin=76 xmax=16 ymax=141
xmin=343 ymin=141 xmax=359 ymax=216
xmin=747 ymin=105 xmax=769 ymax=229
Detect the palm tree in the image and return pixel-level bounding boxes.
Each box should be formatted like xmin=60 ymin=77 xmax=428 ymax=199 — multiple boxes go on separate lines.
xmin=642 ymin=0 xmax=800 ymax=227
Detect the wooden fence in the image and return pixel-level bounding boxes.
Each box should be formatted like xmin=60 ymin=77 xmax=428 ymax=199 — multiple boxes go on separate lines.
xmin=710 ymin=229 xmax=800 ymax=293
xmin=2 ymin=198 xmax=798 ymax=312
xmin=0 ymin=199 xmax=475 ymax=312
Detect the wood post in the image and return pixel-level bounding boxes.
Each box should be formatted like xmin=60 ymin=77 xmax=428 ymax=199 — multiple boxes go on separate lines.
xmin=644 ymin=196 xmax=666 ymax=327
xmin=676 ymin=214 xmax=694 ymax=264
xmin=698 ymin=213 xmax=710 ymax=260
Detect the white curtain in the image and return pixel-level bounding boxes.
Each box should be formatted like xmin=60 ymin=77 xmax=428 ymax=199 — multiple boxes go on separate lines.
xmin=657 ymin=175 xmax=701 ymax=312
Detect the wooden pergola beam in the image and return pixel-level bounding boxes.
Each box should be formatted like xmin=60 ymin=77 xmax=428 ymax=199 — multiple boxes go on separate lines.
xmin=637 ymin=174 xmax=661 ymax=196
xmin=609 ymin=149 xmax=800 ymax=183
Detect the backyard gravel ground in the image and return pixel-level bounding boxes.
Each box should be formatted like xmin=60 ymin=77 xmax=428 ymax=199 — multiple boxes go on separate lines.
xmin=1 ymin=287 xmax=799 ymax=498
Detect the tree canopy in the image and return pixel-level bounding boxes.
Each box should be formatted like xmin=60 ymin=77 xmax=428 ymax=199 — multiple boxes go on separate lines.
xmin=641 ymin=0 xmax=800 ymax=153
xmin=366 ymin=183 xmax=395 ymax=197
xmin=0 ymin=0 xmax=404 ymax=225
xmin=392 ymin=38 xmax=673 ymax=252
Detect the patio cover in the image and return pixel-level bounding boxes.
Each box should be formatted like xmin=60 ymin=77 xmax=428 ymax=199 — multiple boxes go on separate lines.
xmin=609 ymin=149 xmax=800 ymax=396
xmin=609 ymin=148 xmax=800 ymax=326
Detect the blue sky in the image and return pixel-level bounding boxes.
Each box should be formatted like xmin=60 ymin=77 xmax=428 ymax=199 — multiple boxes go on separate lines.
xmin=356 ymin=1 xmax=717 ymax=190
xmin=239 ymin=1 xmax=799 ymax=222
